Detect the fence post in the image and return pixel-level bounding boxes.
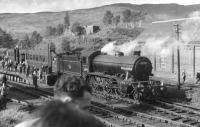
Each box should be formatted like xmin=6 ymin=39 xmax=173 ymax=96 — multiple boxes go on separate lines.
xmin=154 ymin=53 xmax=156 ymax=72
xmin=193 ymin=45 xmax=196 ymax=77
xmin=172 ymin=47 xmax=174 ymax=73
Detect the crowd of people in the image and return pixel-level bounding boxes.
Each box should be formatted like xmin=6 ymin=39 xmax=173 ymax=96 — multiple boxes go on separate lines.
xmin=0 ymin=56 xmax=50 ymax=84
xmin=0 ymin=74 xmax=8 ymax=110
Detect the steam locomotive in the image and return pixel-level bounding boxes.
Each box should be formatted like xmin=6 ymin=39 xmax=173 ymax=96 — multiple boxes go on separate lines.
xmin=1 ymin=46 xmax=163 ymax=100
xmin=55 ymin=50 xmax=163 ymax=100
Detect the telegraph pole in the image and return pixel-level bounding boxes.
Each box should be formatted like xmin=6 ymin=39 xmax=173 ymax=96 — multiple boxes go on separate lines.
xmin=174 ymin=24 xmax=181 ymax=90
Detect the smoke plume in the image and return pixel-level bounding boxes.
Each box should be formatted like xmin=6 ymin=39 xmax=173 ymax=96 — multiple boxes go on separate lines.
xmin=101 ymin=40 xmax=138 ymax=56
xmin=181 ymin=11 xmax=200 ymax=42
xmin=101 ymin=11 xmax=200 ymax=56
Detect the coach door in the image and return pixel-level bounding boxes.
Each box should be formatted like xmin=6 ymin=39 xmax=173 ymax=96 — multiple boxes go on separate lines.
xmin=20 ymin=53 xmax=25 ymax=63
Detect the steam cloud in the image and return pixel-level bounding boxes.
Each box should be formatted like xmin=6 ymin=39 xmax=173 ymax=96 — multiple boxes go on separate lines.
xmin=101 ymin=41 xmax=138 ymax=56
xmin=181 ymin=11 xmax=200 ymax=42
xmin=101 ymin=11 xmax=200 ymax=57
xmin=101 ymin=36 xmax=180 ymax=56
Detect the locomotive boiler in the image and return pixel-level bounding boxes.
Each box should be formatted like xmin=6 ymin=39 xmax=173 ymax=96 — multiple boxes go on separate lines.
xmin=91 ymin=51 xmax=152 ymax=81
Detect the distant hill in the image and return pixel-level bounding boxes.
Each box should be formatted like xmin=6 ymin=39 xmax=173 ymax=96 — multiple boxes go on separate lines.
xmin=0 ymin=3 xmax=200 ymax=38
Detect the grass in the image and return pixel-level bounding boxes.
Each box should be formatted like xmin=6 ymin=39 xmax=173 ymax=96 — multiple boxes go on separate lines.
xmin=0 ymin=107 xmax=29 ymax=127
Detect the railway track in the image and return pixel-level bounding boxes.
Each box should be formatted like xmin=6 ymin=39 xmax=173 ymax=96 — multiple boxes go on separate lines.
xmin=6 ymin=73 xmax=200 ymax=127
xmin=93 ymin=91 xmax=200 ymax=127
xmin=5 ymin=87 xmax=37 ymax=111
xmin=8 ymin=80 xmax=200 ymax=127
xmin=6 ymin=83 xmax=53 ymax=111
xmin=87 ymin=102 xmax=155 ymax=127
xmin=142 ymin=101 xmax=200 ymax=127
xmin=8 ymin=82 xmax=53 ymax=101
xmin=145 ymin=99 xmax=200 ymax=125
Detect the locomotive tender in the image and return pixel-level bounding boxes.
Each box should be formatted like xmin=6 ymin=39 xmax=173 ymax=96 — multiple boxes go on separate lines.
xmin=1 ymin=46 xmax=163 ymax=100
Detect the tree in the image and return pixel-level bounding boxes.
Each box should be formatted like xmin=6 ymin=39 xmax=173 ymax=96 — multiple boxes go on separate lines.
xmin=113 ymin=15 xmax=120 ymax=26
xmin=20 ymin=34 xmax=31 ymax=49
xmin=103 ymin=10 xmax=113 ymax=25
xmin=56 ymin=24 xmax=65 ymax=35
xmin=64 ymin=11 xmax=70 ymax=29
xmin=46 ymin=26 xmax=56 ymax=36
xmin=132 ymin=11 xmax=147 ymax=24
xmin=30 ymin=31 xmax=43 ymax=47
xmin=0 ymin=28 xmax=16 ymax=48
xmin=71 ymin=22 xmax=80 ymax=34
xmin=61 ymin=37 xmax=71 ymax=52
xmin=122 ymin=9 xmax=132 ymax=23
xmin=76 ymin=26 xmax=86 ymax=36
xmin=71 ymin=22 xmax=86 ymax=36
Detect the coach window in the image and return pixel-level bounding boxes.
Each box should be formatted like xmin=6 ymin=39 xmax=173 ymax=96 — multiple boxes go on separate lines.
xmin=26 ymin=53 xmax=28 ymax=59
xmin=36 ymin=55 xmax=38 ymax=61
xmin=43 ymin=56 xmax=46 ymax=62
xmin=39 ymin=56 xmax=41 ymax=61
xmin=82 ymin=57 xmax=87 ymax=64
xmin=39 ymin=55 xmax=41 ymax=61
xmin=42 ymin=56 xmax=45 ymax=62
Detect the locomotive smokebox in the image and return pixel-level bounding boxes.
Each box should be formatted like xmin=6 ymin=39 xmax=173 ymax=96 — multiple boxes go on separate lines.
xmin=133 ymin=51 xmax=141 ymax=56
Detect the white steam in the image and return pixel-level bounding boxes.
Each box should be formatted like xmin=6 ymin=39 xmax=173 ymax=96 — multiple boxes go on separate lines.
xmin=101 ymin=37 xmax=179 ymax=56
xmin=102 ymin=11 xmax=200 ymax=56
xmin=101 ymin=41 xmax=138 ymax=56
xmin=181 ymin=11 xmax=200 ymax=42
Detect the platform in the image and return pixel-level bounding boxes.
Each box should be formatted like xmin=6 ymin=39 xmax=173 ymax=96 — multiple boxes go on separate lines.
xmin=0 ymin=69 xmax=54 ymax=91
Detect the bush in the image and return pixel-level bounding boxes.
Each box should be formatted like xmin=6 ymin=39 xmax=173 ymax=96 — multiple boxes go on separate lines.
xmin=0 ymin=108 xmax=29 ymax=127
xmin=103 ymin=10 xmax=113 ymax=25
xmin=56 ymin=24 xmax=65 ymax=35
xmin=30 ymin=31 xmax=43 ymax=46
xmin=64 ymin=11 xmax=70 ymax=29
xmin=61 ymin=37 xmax=72 ymax=52
xmin=0 ymin=28 xmax=16 ymax=48
xmin=46 ymin=26 xmax=56 ymax=36
xmin=71 ymin=22 xmax=86 ymax=36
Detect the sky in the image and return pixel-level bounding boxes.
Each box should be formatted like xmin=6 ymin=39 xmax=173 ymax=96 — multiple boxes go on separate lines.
xmin=0 ymin=0 xmax=200 ymax=13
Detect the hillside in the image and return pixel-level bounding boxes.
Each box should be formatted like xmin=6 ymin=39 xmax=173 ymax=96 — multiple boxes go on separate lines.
xmin=0 ymin=3 xmax=200 ymax=38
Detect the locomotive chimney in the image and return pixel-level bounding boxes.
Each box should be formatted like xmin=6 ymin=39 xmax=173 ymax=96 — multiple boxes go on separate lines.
xmin=133 ymin=51 xmax=141 ymax=56
xmin=115 ymin=51 xmax=124 ymax=57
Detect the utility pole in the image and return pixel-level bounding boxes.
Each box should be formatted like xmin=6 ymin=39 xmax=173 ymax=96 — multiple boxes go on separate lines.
xmin=174 ymin=24 xmax=181 ymax=90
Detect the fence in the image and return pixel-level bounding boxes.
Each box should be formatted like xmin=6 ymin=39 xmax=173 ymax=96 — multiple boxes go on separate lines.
xmin=145 ymin=45 xmax=200 ymax=78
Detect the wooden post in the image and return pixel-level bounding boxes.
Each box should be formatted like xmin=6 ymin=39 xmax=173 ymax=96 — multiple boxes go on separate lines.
xmin=193 ymin=45 xmax=196 ymax=77
xmin=80 ymin=58 xmax=83 ymax=77
xmin=177 ymin=46 xmax=181 ymax=89
xmin=48 ymin=44 xmax=50 ymax=67
xmin=174 ymin=24 xmax=181 ymax=90
xmin=172 ymin=48 xmax=174 ymax=73
xmin=154 ymin=53 xmax=156 ymax=72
